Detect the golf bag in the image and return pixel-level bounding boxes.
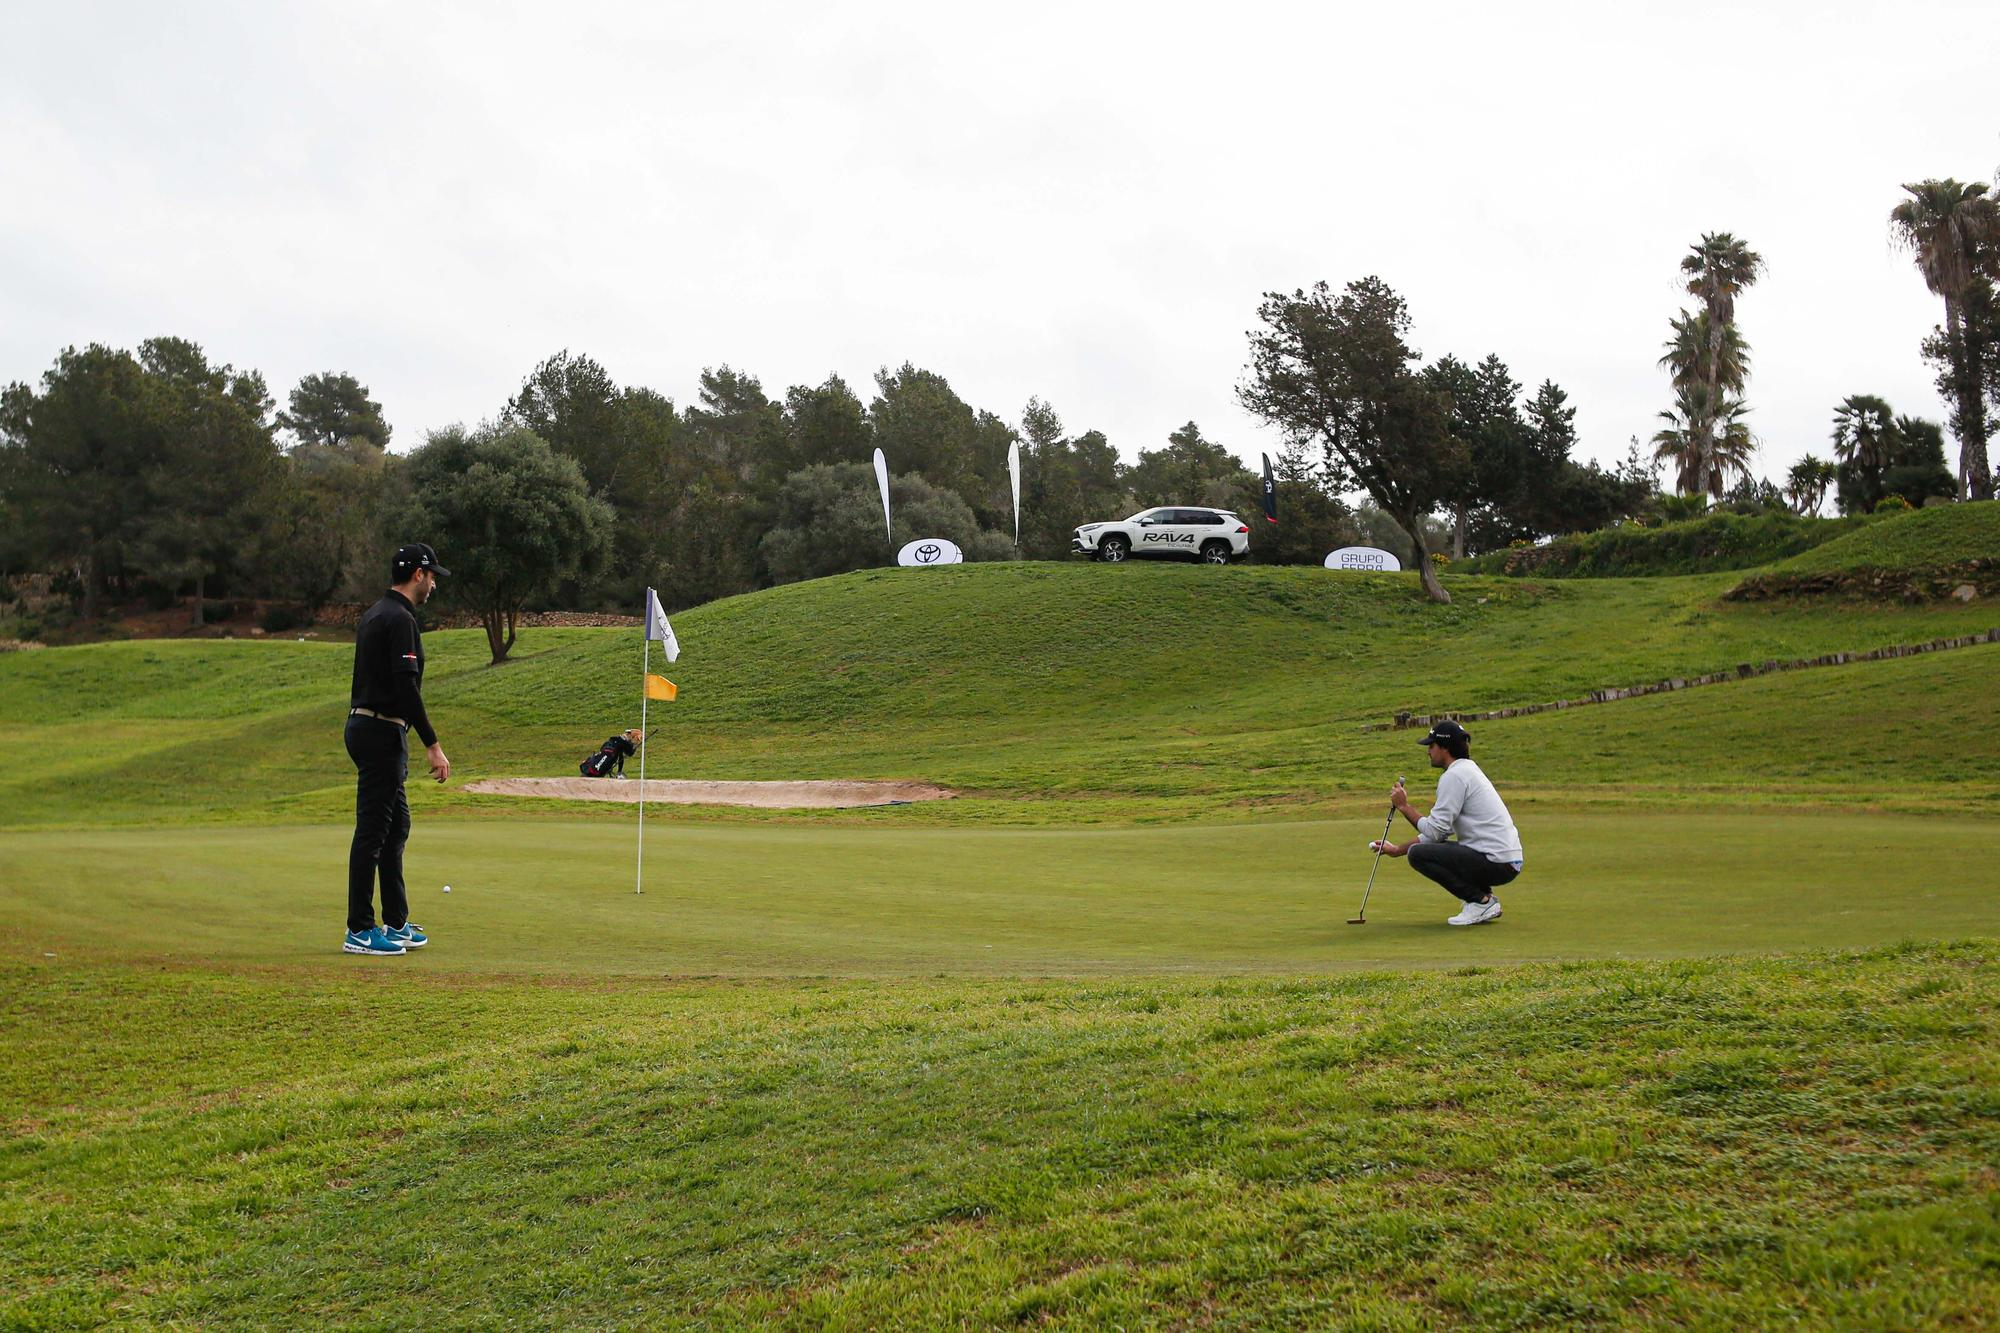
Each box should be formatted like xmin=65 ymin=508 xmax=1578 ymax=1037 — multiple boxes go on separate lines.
xmin=579 ymin=731 xmax=640 ymax=778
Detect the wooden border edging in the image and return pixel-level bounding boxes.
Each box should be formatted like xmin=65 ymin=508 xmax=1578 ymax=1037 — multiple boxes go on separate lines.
xmin=1367 ymin=627 xmax=2000 ymax=732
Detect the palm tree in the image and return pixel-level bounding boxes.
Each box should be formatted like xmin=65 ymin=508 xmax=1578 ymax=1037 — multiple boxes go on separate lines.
xmin=1660 ymin=234 xmax=1763 ymax=485
xmin=1889 ymin=179 xmax=1998 ymax=500
xmin=1652 ymin=384 xmax=1755 ymax=498
xmin=1680 ymin=233 xmax=1765 ymax=401
xmin=1829 ymin=394 xmax=1898 ymax=476
xmin=1659 ymin=310 xmax=1748 ymax=395
xmin=1784 ymin=455 xmax=1836 ymax=516
xmin=1655 ymin=491 xmax=1711 ymax=522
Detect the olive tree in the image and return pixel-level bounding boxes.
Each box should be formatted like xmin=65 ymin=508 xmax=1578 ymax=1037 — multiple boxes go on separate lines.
xmin=400 ymin=424 xmax=614 ymax=664
xmin=1239 ymin=277 xmax=1467 ymax=602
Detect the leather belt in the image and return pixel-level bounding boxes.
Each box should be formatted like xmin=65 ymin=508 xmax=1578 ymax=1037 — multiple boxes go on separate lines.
xmin=349 ymin=708 xmax=408 ymax=728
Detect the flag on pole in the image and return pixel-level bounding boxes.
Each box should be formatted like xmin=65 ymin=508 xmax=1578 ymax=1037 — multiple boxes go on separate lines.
xmin=643 ymin=587 xmax=680 ymax=663
xmin=872 ymin=447 xmax=892 ymax=542
xmin=634 ymin=588 xmax=682 ymax=897
xmin=1261 ymin=452 xmax=1278 ymax=524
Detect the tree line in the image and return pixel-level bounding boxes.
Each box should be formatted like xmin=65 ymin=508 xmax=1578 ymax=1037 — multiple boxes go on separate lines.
xmin=2 ymin=329 xmax=1659 ymax=639
xmin=16 ymin=178 xmax=1983 ymax=631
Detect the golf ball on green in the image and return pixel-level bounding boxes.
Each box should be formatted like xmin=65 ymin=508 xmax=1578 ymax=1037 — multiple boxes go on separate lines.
xmin=442 ymin=884 xmax=452 ymax=893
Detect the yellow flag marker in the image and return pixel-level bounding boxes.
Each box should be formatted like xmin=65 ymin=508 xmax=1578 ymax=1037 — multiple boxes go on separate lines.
xmin=644 ymin=674 xmax=677 ymax=702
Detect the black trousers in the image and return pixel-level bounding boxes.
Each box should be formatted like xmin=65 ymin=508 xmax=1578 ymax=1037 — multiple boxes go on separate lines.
xmin=345 ymin=715 xmax=411 ymax=934
xmin=1407 ymin=841 xmax=1520 ymax=904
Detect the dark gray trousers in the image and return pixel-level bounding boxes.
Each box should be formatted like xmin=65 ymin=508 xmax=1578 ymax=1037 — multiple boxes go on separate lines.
xmin=1408 ymin=841 xmax=1519 ymax=904
xmin=345 ymin=715 xmax=411 ymax=934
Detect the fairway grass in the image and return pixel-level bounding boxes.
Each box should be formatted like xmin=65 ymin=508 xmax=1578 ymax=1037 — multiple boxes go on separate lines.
xmin=5 ymin=944 xmax=1996 ymax=1327
xmin=3 ymin=564 xmax=1997 ymax=829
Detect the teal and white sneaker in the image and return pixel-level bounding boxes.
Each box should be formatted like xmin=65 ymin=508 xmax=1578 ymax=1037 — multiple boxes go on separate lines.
xmin=343 ymin=926 xmax=407 ymax=955
xmin=385 ymin=921 xmax=428 ymax=949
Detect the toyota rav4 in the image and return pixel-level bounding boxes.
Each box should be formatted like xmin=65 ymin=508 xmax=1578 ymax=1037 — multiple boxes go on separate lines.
xmin=1071 ymin=507 xmax=1251 ymax=564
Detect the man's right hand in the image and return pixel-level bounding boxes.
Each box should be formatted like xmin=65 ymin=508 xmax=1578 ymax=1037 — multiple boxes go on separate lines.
xmin=426 ymin=743 xmax=451 ymax=783
xmin=1390 ymin=779 xmax=1408 ymax=810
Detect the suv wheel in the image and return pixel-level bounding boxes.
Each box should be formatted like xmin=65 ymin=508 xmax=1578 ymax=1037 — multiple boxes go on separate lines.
xmin=1097 ymin=535 xmax=1131 ymax=563
xmin=1199 ymin=540 xmax=1231 ymax=565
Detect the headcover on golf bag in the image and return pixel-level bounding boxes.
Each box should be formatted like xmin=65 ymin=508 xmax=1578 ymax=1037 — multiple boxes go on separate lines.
xmin=579 ymin=728 xmax=643 ymax=778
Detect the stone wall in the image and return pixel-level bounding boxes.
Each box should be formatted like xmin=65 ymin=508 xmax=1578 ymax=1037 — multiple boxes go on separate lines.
xmin=1725 ymin=559 xmax=2000 ymax=604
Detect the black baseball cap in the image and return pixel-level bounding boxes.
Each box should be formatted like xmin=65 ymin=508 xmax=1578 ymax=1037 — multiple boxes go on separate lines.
xmin=1419 ymin=719 xmax=1469 ymax=747
xmin=392 ymin=543 xmax=450 ymax=578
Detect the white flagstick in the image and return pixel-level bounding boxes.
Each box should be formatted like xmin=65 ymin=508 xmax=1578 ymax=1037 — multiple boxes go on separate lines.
xmin=635 ymin=631 xmax=649 ymax=895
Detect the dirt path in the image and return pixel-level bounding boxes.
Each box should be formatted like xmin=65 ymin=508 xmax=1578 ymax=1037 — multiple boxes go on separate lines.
xmin=460 ymin=777 xmax=957 ymax=809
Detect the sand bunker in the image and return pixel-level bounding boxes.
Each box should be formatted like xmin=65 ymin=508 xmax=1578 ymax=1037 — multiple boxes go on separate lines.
xmin=462 ymin=777 xmax=957 ymax=809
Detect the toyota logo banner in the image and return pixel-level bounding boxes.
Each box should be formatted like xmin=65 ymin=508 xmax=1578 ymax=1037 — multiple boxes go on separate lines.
xmin=1323 ymin=546 xmax=1402 ymax=572
xmin=896 ymin=538 xmax=964 ymax=567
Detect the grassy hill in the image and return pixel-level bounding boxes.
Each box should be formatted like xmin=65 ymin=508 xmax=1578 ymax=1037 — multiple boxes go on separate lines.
xmin=1762 ymin=499 xmax=2000 ymax=575
xmin=1457 ymin=509 xmax=1875 ymax=577
xmin=2 ymin=562 xmax=1996 ymax=828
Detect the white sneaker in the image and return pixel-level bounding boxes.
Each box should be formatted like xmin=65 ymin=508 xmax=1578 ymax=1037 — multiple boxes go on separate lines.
xmin=1448 ymin=897 xmax=1503 ymax=926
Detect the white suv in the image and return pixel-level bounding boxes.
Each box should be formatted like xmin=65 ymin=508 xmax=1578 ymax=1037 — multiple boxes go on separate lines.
xmin=1072 ymin=507 xmax=1251 ymax=564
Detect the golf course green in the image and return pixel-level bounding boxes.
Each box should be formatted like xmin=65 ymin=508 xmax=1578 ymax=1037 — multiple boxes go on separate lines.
xmin=5 ymin=524 xmax=1998 ymax=1327
xmin=4 ymin=813 xmax=1994 ymax=975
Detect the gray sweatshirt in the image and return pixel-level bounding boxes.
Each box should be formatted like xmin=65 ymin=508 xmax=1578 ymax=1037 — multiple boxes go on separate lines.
xmin=1416 ymin=759 xmax=1523 ymax=864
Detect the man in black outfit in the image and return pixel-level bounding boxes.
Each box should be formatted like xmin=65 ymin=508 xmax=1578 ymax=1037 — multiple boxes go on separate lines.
xmin=343 ymin=543 xmax=452 ymax=956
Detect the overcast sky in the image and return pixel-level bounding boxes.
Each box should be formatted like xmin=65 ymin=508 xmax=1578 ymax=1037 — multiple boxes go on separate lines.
xmin=4 ymin=1 xmax=1997 ymax=488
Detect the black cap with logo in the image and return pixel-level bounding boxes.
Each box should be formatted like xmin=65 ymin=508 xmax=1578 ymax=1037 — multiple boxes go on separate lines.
xmin=1418 ymin=719 xmax=1470 ymax=747
xmin=392 ymin=543 xmax=450 ymax=579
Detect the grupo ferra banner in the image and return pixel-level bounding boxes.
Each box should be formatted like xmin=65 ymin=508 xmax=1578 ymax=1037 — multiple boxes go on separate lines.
xmin=1324 ymin=546 xmax=1402 ymax=572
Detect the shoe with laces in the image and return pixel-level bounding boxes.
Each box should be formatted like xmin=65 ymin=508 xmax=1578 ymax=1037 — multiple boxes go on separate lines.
xmin=385 ymin=921 xmax=428 ymax=949
xmin=343 ymin=926 xmax=407 ymax=955
xmin=1448 ymin=897 xmax=1503 ymax=927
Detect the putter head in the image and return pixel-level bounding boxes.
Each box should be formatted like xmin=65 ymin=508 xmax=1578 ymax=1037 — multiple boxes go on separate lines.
xmin=1346 ymin=916 xmax=1367 ymax=925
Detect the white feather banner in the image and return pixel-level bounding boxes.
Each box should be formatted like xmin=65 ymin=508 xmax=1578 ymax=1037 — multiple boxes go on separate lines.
xmin=872 ymin=447 xmax=892 ymax=542
xmin=1008 ymin=440 xmax=1021 ymax=545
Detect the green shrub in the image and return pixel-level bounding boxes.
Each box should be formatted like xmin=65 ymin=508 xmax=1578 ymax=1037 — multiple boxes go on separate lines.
xmin=1656 ymin=492 xmax=1712 ymax=522
xmin=1461 ymin=511 xmax=1876 ymax=578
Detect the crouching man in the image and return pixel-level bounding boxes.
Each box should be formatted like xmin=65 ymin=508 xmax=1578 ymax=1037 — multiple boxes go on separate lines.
xmin=1369 ymin=719 xmax=1523 ymax=926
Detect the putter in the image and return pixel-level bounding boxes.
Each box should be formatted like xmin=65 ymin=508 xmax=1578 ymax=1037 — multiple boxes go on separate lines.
xmin=1348 ymin=776 xmax=1404 ymax=925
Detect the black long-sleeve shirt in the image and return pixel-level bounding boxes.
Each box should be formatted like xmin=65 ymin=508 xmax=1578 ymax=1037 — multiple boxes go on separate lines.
xmin=350 ymin=590 xmax=437 ymax=746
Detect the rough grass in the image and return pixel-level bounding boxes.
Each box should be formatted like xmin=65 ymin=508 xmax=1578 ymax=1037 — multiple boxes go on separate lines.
xmin=1767 ymin=500 xmax=2000 ymax=575
xmin=4 ymin=944 xmax=1996 ymax=1328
